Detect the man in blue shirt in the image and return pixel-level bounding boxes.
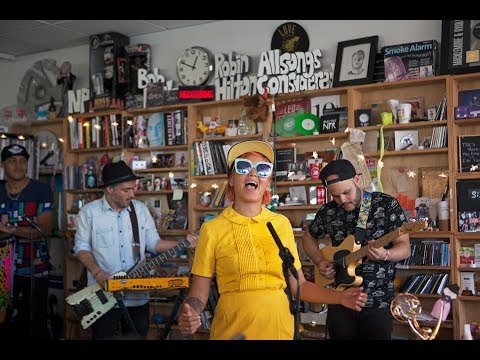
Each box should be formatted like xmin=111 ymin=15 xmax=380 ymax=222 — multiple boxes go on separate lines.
xmin=74 ymin=160 xmax=196 ymax=339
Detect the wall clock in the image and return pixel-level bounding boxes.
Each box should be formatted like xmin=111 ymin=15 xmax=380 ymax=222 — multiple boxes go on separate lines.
xmin=34 ymin=130 xmax=62 ymax=171
xmin=176 ymin=46 xmax=213 ymax=86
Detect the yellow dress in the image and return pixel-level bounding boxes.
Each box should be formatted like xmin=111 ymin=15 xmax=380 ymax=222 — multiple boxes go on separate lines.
xmin=191 ymin=205 xmax=301 ymax=340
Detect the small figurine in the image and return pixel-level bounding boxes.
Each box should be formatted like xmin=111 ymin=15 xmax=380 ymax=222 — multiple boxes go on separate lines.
xmin=57 ymin=61 xmax=76 ymax=117
xmin=48 ymin=97 xmax=56 ymax=120
xmin=431 ymin=283 xmax=460 ymax=321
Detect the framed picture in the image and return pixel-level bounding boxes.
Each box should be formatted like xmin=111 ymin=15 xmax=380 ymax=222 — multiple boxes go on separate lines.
xmin=333 ymin=35 xmax=378 ymax=87
xmin=440 ymin=20 xmax=480 ymax=75
xmin=354 ymin=109 xmax=372 ymax=127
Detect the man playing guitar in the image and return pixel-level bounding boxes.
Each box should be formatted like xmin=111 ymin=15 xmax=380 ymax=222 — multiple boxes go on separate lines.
xmin=73 ymin=161 xmax=196 ymax=339
xmin=303 ymin=159 xmax=411 ymax=340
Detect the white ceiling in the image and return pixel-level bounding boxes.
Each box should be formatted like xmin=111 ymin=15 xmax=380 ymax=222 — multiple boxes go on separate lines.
xmin=0 ymin=20 xmax=219 ymax=60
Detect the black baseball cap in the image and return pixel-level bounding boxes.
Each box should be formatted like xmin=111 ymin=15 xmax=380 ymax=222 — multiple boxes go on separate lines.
xmin=320 ymin=159 xmax=358 ymax=186
xmin=1 ymin=144 xmax=30 ymax=162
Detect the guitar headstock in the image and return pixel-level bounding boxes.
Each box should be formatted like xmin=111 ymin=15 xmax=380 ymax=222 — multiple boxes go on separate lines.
xmin=402 ymin=220 xmax=428 ymax=233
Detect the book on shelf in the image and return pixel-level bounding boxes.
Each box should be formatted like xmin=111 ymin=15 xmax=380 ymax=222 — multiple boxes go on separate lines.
xmin=310 ymin=95 xmax=340 ymax=118
xmin=275 ymin=143 xmax=296 ymax=181
xmin=475 ymin=244 xmax=480 ymax=267
xmin=459 ymin=246 xmax=476 ymax=267
xmin=276 ymin=99 xmax=310 ymax=119
xmin=146 ymin=112 xmax=165 ymax=147
xmin=460 ymin=271 xmax=476 ymax=296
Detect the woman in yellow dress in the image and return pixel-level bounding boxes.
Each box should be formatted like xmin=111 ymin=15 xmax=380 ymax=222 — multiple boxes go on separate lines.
xmin=178 ymin=140 xmax=367 ymax=340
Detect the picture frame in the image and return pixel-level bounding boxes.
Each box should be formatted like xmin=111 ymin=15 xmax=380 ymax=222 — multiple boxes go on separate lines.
xmin=333 ymin=35 xmax=378 ymax=87
xmin=354 ymin=108 xmax=372 ymax=127
xmin=440 ymin=20 xmax=480 ymax=75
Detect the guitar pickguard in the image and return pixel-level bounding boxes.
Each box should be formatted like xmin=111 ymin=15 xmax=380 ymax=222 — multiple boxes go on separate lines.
xmin=332 ymin=249 xmax=363 ymax=291
xmin=65 ymin=283 xmax=118 ymax=329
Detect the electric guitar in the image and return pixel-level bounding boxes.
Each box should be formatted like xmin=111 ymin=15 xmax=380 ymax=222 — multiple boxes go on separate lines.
xmin=316 ymin=221 xmax=427 ymax=290
xmin=66 ymin=238 xmax=190 ymax=329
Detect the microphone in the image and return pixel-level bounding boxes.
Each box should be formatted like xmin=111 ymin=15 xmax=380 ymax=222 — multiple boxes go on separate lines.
xmin=266 ymin=222 xmax=298 ymax=280
xmin=23 ymin=216 xmax=48 ymax=239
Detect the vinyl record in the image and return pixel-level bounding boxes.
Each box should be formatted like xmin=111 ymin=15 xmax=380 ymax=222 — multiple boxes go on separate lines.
xmin=275 ymin=113 xmax=298 ymax=137
xmin=295 ymin=113 xmax=320 ymax=135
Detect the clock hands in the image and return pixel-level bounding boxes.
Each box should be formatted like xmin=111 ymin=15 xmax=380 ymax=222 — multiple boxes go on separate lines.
xmin=181 ymin=56 xmax=199 ymax=70
xmin=180 ymin=60 xmax=195 ymax=70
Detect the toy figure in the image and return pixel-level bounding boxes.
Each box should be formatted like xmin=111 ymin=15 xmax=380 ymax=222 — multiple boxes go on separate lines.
xmin=57 ymin=61 xmax=76 ymax=117
xmin=431 ymin=283 xmax=459 ymax=321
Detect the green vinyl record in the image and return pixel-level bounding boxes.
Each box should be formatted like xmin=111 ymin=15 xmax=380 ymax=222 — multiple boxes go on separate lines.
xmin=275 ymin=113 xmax=298 ymax=137
xmin=294 ymin=113 xmax=320 ymax=135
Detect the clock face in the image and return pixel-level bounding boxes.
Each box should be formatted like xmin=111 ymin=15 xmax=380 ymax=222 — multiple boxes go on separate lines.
xmin=355 ymin=109 xmax=371 ymax=127
xmin=359 ymin=113 xmax=369 ymax=123
xmin=177 ymin=47 xmax=213 ymax=86
xmin=35 ymin=130 xmax=62 ymax=171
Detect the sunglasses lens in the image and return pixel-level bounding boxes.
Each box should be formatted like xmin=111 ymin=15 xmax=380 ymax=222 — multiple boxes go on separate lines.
xmin=256 ymin=163 xmax=273 ymax=177
xmin=235 ymin=160 xmax=252 ymax=174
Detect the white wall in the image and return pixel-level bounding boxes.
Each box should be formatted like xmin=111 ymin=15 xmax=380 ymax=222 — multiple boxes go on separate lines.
xmin=0 ymin=20 xmax=442 ymax=110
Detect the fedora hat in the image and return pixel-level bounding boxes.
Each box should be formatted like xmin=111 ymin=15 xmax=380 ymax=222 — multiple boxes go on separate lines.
xmin=100 ymin=161 xmax=142 ymax=188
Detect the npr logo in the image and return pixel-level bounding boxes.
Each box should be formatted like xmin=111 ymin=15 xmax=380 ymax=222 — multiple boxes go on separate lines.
xmin=320 ymin=115 xmax=339 ymax=134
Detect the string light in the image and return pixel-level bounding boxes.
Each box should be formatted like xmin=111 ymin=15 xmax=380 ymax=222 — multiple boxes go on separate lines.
xmin=407 ymin=170 xmax=416 ymax=178
xmin=330 ymin=137 xmax=336 ymax=145
xmin=190 ymin=183 xmax=197 ymax=188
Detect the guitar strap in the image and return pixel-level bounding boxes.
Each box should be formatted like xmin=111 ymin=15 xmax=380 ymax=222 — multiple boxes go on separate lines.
xmin=129 ymin=202 xmax=140 ymax=260
xmin=354 ymin=191 xmax=372 ymax=245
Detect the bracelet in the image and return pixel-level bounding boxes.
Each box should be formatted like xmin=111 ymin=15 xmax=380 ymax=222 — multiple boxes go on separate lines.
xmin=383 ymin=250 xmax=391 ymax=261
xmin=93 ymin=269 xmax=102 ymax=278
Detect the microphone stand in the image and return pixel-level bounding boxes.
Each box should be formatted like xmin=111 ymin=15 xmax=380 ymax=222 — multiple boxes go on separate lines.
xmin=266 ymin=222 xmax=300 ymax=340
xmin=23 ymin=216 xmax=48 ymax=339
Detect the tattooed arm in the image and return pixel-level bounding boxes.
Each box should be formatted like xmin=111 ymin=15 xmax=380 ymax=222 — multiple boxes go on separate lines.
xmin=178 ymin=275 xmax=212 ymax=336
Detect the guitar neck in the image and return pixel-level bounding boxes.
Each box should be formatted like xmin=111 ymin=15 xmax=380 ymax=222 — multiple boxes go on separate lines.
xmin=128 ymin=239 xmax=189 ymax=278
xmin=343 ymin=221 xmax=426 ymax=265
xmin=344 ymin=229 xmax=403 ymax=265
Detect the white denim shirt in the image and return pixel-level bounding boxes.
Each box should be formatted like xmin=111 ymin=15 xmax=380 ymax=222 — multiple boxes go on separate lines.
xmin=73 ymin=196 xmax=160 ymax=307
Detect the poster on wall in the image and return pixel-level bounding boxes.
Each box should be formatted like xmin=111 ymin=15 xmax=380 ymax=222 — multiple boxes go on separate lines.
xmin=440 ymin=20 xmax=480 ymax=75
